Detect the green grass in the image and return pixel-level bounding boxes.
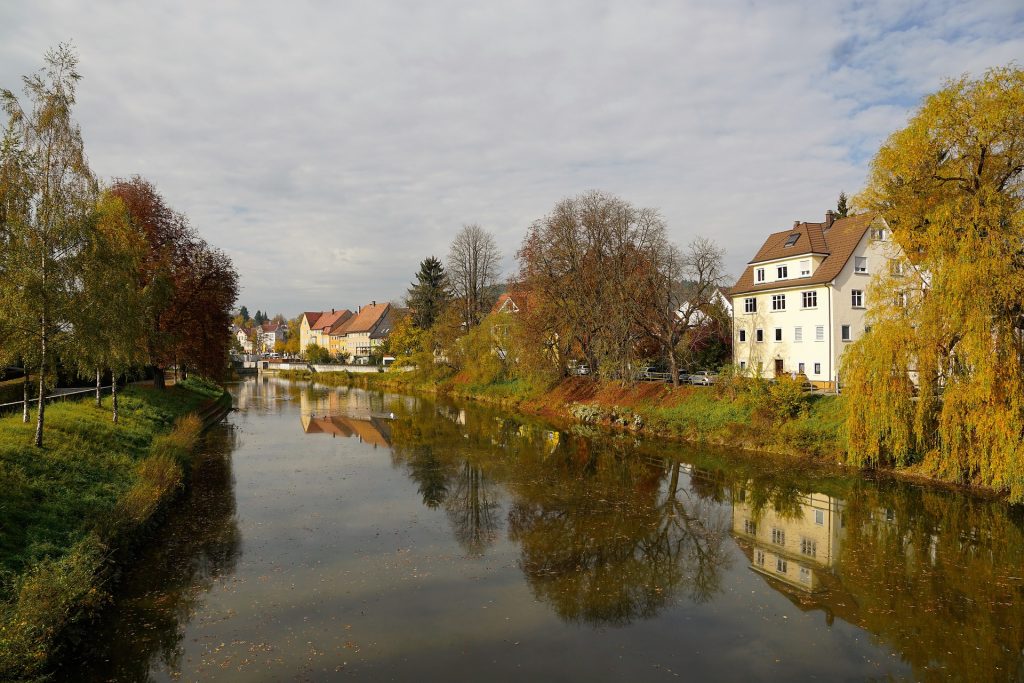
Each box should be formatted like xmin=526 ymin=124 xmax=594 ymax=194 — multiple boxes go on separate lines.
xmin=0 ymin=382 xmax=221 ymax=679
xmin=0 ymin=384 xmax=211 ymax=595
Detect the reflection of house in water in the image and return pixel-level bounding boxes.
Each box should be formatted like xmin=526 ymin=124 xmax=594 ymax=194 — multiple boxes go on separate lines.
xmin=300 ymin=413 xmax=393 ymax=448
xmin=732 ymin=488 xmax=846 ymax=593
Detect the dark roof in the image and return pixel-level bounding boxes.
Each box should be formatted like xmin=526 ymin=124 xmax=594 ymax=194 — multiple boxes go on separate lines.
xmin=303 ymin=311 xmax=322 ymax=327
xmin=731 ymin=213 xmax=877 ymax=296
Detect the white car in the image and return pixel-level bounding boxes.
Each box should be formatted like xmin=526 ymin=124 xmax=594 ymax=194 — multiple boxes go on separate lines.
xmin=688 ymin=370 xmax=719 ymax=386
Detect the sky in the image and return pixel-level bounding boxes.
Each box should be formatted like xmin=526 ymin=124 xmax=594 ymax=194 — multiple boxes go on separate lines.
xmin=1 ymin=1 xmax=1021 ymax=317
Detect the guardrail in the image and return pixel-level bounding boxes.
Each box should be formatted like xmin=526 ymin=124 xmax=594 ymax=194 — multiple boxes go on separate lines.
xmin=0 ymin=385 xmax=114 ymax=415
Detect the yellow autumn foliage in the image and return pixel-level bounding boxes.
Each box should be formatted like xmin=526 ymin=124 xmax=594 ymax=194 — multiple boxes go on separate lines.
xmin=843 ymin=65 xmax=1024 ymax=499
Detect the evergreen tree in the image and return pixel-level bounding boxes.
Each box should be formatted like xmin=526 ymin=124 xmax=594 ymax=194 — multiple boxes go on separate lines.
xmin=407 ymin=256 xmax=450 ymax=329
xmin=836 ymin=191 xmax=849 ymax=218
xmin=239 ymin=305 xmax=249 ymax=321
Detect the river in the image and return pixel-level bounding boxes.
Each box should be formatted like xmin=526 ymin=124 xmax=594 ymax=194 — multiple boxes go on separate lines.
xmin=65 ymin=377 xmax=1024 ymax=681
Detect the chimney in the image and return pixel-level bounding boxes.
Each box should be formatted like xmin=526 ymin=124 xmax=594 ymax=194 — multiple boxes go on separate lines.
xmin=372 ymin=300 xmax=376 ymax=306
xmin=331 ymin=308 xmax=335 ymax=314
xmin=825 ymin=210 xmax=836 ymax=228
xmin=793 ymin=220 xmax=800 ymax=230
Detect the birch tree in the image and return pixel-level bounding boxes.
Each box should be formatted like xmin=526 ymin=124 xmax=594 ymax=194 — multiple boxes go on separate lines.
xmin=0 ymin=44 xmax=97 ymax=447
xmin=71 ymin=191 xmax=147 ymax=421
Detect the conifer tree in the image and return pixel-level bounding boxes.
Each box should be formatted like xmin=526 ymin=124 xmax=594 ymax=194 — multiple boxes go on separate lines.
xmin=407 ymin=256 xmax=450 ymax=329
xmin=836 ymin=191 xmax=849 ymax=218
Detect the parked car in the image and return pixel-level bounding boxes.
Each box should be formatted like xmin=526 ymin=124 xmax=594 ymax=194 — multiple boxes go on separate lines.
xmin=637 ymin=366 xmax=660 ymax=381
xmin=568 ymin=362 xmax=590 ymax=376
xmin=688 ymin=370 xmax=719 ymax=386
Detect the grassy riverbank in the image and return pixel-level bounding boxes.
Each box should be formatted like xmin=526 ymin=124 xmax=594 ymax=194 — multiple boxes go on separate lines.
xmin=0 ymin=377 xmax=230 ymax=681
xmin=278 ymin=368 xmax=846 ymax=460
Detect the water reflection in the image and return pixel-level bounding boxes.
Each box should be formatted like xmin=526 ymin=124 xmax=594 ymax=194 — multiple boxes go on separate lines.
xmin=63 ymin=423 xmax=242 ymax=681
xmin=72 ymin=381 xmax=1024 ymax=681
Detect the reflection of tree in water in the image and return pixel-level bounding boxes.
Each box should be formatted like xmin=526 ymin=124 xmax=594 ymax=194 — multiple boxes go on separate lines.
xmin=64 ymin=424 xmax=243 ymax=682
xmin=507 ymin=446 xmax=731 ymax=627
xmin=445 ymin=462 xmax=501 ymax=556
xmin=408 ymin=445 xmax=449 ymax=508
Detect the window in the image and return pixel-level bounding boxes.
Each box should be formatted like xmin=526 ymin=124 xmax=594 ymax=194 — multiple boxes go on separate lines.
xmin=871 ymin=227 xmax=887 ymax=241
xmin=785 ymin=233 xmax=800 ymax=247
xmin=755 ymin=268 xmax=765 ymax=283
xmin=740 ymin=361 xmax=746 ymax=370
xmin=851 ymin=290 xmax=864 ymax=307
xmin=744 ymin=519 xmax=757 ymax=535
xmin=814 ymin=509 xmax=824 ymax=525
xmin=800 ymin=259 xmax=811 ymax=277
xmin=855 ymin=256 xmax=868 ymax=273
xmin=794 ymin=327 xmax=803 ymax=343
xmin=891 ymin=260 xmax=905 ymax=276
xmin=739 ymin=329 xmax=746 ymax=342
xmin=815 ymin=325 xmax=824 ymax=341
xmin=771 ymin=294 xmax=786 ymax=311
xmin=756 ymin=329 xmax=764 ymax=343
xmin=801 ymin=538 xmax=817 ymax=557
xmin=772 ymin=528 xmax=785 ymax=546
xmin=776 ymin=558 xmax=788 ymax=573
xmin=802 ymin=291 xmax=817 ymax=308
xmin=755 ymin=550 xmax=765 ymax=566
xmin=799 ymin=567 xmax=812 ymax=584
xmin=841 ymin=324 xmax=851 ymax=341
xmin=774 ymin=328 xmax=782 ymax=342
xmin=813 ymin=362 xmax=821 ymax=375
xmin=744 ymin=297 xmax=757 ymax=313
xmin=894 ymin=291 xmax=908 ymax=308
xmin=777 ymin=265 xmax=788 ymax=279
xmin=798 ymin=362 xmax=805 ymax=373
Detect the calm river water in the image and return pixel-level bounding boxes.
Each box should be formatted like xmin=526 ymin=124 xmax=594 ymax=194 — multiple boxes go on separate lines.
xmin=66 ymin=377 xmax=1024 ymax=681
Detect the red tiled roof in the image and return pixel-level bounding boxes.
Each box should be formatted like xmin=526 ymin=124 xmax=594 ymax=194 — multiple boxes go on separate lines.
xmin=303 ymin=311 xmax=322 ymax=327
xmin=731 ymin=213 xmax=877 ymax=296
xmin=490 ymin=288 xmax=530 ymax=315
xmin=335 ymin=303 xmax=390 ymax=335
xmin=313 ymin=309 xmax=352 ymax=332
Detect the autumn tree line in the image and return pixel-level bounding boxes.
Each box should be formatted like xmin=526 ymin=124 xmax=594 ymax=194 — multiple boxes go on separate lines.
xmin=0 ymin=46 xmax=238 ymax=446
xmin=387 ymin=195 xmax=731 ymax=389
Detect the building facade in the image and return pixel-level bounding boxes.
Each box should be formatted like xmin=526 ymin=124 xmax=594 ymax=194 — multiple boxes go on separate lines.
xmin=730 ymin=211 xmax=896 ymax=389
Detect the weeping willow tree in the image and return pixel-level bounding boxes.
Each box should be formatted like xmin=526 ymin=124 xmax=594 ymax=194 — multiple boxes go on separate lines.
xmin=842 ymin=66 xmax=1024 ymax=499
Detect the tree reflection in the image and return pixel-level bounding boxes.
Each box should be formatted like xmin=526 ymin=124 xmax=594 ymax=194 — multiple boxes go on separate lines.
xmin=64 ymin=424 xmax=242 ymax=682
xmin=445 ymin=462 xmax=501 ymax=556
xmin=507 ymin=449 xmax=731 ymax=626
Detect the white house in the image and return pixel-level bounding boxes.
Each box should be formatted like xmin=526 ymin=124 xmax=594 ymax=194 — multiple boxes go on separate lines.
xmin=730 ymin=211 xmax=897 ymax=389
xmin=259 ymin=321 xmax=288 ymax=352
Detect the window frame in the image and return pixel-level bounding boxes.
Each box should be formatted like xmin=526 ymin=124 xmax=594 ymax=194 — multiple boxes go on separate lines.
xmin=771 ymin=294 xmax=786 ymax=311
xmin=777 ymin=265 xmax=788 ymax=279
xmin=802 ymin=291 xmax=817 ymax=309
xmin=851 ymin=289 xmax=864 ymax=308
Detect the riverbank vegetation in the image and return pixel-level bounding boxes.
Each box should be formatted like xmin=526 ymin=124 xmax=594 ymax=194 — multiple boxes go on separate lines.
xmin=356 ymin=65 xmax=1024 ymax=500
xmin=0 ymin=377 xmax=226 ymax=680
xmin=0 ymin=45 xmax=238 ymax=448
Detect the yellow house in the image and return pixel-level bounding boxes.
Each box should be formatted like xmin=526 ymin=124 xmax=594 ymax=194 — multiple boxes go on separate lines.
xmin=328 ymin=302 xmax=395 ymax=361
xmin=300 ymin=309 xmax=352 ymax=353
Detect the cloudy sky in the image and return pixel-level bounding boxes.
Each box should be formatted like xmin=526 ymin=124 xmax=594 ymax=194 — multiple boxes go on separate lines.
xmin=1 ymin=1 xmax=1021 ymax=316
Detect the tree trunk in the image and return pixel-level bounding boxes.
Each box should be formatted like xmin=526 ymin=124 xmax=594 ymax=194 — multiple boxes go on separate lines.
xmin=96 ymin=367 xmax=102 ymax=407
xmin=35 ymin=322 xmax=46 ymax=448
xmin=111 ymin=374 xmax=119 ymax=424
xmin=668 ymin=347 xmax=680 ymax=388
xmin=153 ymin=366 xmax=165 ymax=390
xmin=22 ymin=371 xmax=29 ymax=423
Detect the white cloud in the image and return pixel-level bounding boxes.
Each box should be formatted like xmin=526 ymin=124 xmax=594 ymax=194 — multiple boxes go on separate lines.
xmin=0 ymin=0 xmax=1020 ymax=313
